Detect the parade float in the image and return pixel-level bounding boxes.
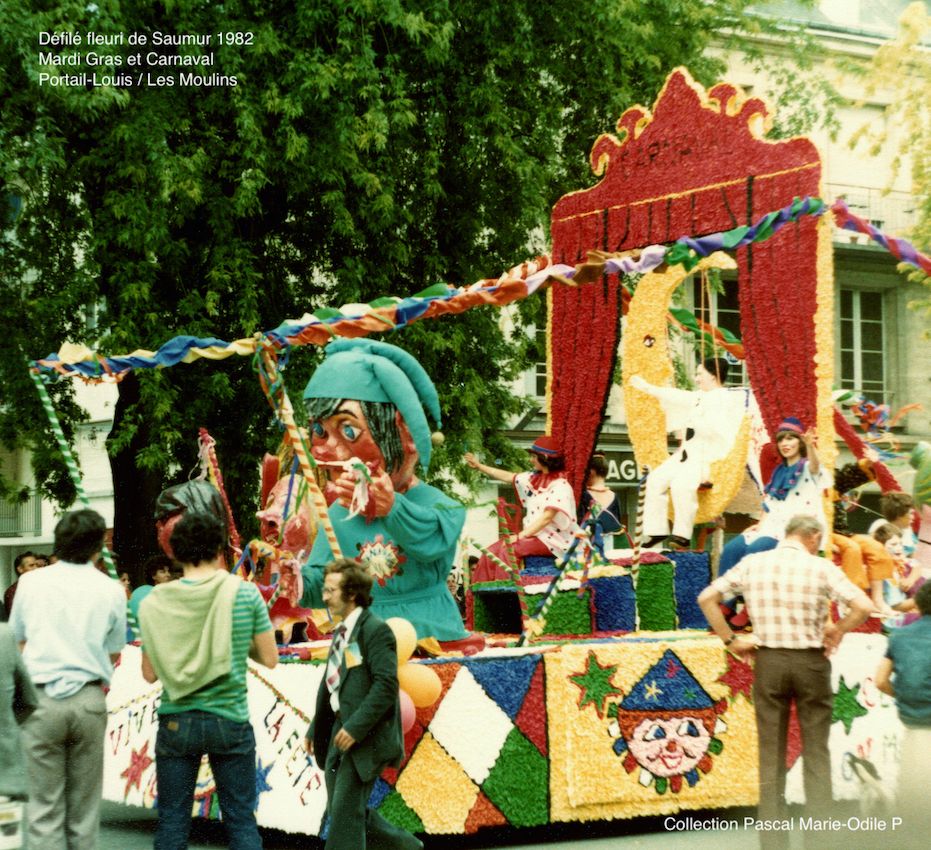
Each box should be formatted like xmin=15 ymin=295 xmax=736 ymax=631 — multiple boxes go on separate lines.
xmin=29 ymin=68 xmax=931 ymax=837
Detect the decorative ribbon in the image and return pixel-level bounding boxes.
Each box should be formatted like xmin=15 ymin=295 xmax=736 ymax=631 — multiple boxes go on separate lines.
xmin=27 ymin=365 xmax=134 ymax=635
xmin=197 ymin=429 xmax=242 ymax=552
xmin=29 ymin=196 xmax=845 ymax=382
xmin=831 ymin=198 xmax=931 ymax=275
xmin=255 ymin=341 xmax=342 ymax=559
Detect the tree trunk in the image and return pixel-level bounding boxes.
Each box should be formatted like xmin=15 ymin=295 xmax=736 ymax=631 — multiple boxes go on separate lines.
xmin=107 ymin=373 xmax=163 ymax=586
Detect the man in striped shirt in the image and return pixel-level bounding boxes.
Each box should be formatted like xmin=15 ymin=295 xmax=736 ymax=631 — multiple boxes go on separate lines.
xmin=699 ymin=514 xmax=873 ymax=850
xmin=140 ymin=510 xmax=278 ymax=850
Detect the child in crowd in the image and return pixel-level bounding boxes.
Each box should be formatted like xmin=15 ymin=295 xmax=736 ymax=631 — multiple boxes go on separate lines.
xmin=873 ymin=522 xmax=924 ymax=629
xmin=871 ymin=491 xmax=919 ymax=557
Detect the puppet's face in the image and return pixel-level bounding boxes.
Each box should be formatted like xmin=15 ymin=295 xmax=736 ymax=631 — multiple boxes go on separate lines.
xmin=256 ymin=478 xmax=315 ymax=555
xmin=309 ymin=400 xmax=418 ymax=492
xmin=626 ymin=715 xmax=712 ymax=778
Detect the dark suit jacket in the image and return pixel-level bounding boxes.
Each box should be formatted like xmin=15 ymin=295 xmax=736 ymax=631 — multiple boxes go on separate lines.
xmin=310 ymin=607 xmax=404 ymax=783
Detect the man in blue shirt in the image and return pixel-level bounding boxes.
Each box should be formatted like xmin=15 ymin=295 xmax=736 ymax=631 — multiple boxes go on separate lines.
xmin=876 ymin=580 xmax=931 ymax=845
xmin=9 ymin=509 xmax=127 ymax=850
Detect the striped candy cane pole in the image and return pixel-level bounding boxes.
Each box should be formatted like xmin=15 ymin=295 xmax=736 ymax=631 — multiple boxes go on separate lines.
xmin=630 ymin=467 xmax=649 ymax=590
xmin=630 ymin=467 xmax=649 ymax=633
xmin=517 ymin=533 xmax=585 ymax=646
xmin=257 ymin=342 xmax=343 ymax=559
xmin=27 ymin=366 xmax=136 ymax=633
xmin=497 ymin=499 xmax=519 ymax=572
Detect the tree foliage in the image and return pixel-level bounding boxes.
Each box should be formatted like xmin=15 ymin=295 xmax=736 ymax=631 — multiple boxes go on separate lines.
xmin=847 ymin=1 xmax=930 ymax=307
xmin=1 ymin=0 xmax=756 ymax=572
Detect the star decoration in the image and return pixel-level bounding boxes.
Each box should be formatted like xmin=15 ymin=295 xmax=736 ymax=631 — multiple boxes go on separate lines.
xmin=255 ymin=757 xmax=274 ymax=801
xmin=717 ymin=653 xmax=754 ymax=701
xmin=120 ymin=741 xmax=153 ymax=797
xmin=644 ymin=680 xmax=663 ymax=701
xmin=357 ymin=535 xmax=405 ymax=585
xmin=569 ymin=651 xmax=622 ymax=718
xmin=832 ymin=676 xmax=868 ymax=734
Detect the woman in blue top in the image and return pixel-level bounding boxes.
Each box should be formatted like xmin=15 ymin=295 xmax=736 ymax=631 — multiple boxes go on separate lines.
xmin=719 ymin=416 xmax=829 ymax=576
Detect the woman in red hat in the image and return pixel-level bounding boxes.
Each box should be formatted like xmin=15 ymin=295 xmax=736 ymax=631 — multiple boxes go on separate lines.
xmin=465 ymin=436 xmax=582 ymax=582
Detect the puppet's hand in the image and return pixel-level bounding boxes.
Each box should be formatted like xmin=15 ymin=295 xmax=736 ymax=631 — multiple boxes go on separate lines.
xmin=366 ymin=469 xmax=396 ymax=517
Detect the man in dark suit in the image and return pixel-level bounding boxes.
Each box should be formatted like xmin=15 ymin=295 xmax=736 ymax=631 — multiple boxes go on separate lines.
xmin=306 ymin=558 xmax=422 ymax=850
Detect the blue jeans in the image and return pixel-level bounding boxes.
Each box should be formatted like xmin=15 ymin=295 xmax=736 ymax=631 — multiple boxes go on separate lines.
xmin=155 ymin=710 xmax=262 ymax=850
xmin=718 ymin=533 xmax=779 ymax=577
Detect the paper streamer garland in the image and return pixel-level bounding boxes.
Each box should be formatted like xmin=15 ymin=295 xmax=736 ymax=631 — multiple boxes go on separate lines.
xmin=27 ymin=366 xmax=134 ymax=636
xmin=831 ymin=198 xmax=931 ymax=276
xmin=34 ymin=193 xmax=927 ymax=385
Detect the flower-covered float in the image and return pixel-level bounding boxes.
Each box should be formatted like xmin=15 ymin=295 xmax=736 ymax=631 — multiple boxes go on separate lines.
xmin=31 ymin=68 xmax=931 ymax=837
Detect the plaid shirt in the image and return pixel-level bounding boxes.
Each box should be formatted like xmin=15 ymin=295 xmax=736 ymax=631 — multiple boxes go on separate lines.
xmin=711 ymin=539 xmax=862 ymax=649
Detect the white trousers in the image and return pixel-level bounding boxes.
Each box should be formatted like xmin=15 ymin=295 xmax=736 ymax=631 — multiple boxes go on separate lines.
xmin=642 ymin=449 xmax=702 ymax=540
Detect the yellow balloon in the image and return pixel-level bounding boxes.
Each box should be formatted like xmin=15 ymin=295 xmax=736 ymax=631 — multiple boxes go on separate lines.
xmin=398 ymin=662 xmax=442 ymax=708
xmin=386 ymin=617 xmax=417 ymax=663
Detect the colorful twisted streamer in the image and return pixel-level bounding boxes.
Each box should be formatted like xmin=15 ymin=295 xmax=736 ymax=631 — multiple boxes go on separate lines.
xmin=831 ymin=199 xmax=931 ymax=276
xmin=30 ymin=196 xmax=837 ymax=383
xmin=666 ymin=196 xmax=828 ymax=271
xmin=27 ymin=366 xmax=137 ymax=636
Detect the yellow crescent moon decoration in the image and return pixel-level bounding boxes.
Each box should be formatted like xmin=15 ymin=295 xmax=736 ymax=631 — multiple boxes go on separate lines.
xmin=622 ymin=252 xmax=749 ymax=524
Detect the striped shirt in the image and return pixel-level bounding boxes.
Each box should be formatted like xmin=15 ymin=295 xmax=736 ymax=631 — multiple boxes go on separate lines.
xmin=711 ymin=540 xmax=862 ymax=649
xmin=158 ymin=582 xmax=272 ymax=722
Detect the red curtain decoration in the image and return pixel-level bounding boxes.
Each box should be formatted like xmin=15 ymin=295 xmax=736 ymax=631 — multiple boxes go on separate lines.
xmin=549 ymin=69 xmax=823 ymax=496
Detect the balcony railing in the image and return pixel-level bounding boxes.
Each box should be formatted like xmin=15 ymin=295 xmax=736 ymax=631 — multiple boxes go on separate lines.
xmin=0 ymin=493 xmax=42 ymax=537
xmin=827 ymin=183 xmax=917 ymax=238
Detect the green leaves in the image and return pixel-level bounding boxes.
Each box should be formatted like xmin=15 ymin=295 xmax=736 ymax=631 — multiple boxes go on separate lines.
xmin=3 ymin=0 xmax=762 ymax=544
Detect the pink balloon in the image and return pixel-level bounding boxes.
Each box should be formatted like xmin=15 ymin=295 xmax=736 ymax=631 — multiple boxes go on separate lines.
xmin=399 ymin=689 xmax=416 ymax=733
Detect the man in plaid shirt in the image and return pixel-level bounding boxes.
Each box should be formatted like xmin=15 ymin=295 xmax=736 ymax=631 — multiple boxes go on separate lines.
xmin=699 ymin=514 xmax=873 ymax=850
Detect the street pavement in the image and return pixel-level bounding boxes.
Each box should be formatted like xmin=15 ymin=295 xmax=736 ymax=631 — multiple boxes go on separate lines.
xmin=96 ymin=802 xmax=775 ymax=849
xmin=97 ymin=799 xmax=929 ymax=849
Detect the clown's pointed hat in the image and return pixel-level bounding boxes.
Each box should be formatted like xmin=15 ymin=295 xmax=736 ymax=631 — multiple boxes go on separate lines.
xmin=620 ymin=649 xmax=714 ymax=712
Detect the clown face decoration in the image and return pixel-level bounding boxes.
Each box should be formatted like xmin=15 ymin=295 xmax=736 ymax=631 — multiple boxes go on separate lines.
xmin=626 ymin=715 xmax=713 ymax=778
xmin=608 ymin=650 xmax=727 ymax=795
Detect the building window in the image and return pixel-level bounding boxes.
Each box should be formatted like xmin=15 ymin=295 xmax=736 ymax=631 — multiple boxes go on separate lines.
xmin=690 ymin=278 xmax=746 ymax=384
xmin=840 ymin=288 xmax=885 ymax=402
xmin=534 ymin=327 xmax=547 ymax=398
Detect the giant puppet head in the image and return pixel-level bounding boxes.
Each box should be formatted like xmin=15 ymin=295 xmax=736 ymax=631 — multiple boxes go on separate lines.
xmin=154 ymin=480 xmax=227 ymax=560
xmin=302 ymin=339 xmax=442 ymax=494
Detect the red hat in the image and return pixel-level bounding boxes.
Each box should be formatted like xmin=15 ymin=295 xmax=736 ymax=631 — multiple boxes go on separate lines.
xmin=527 ymin=436 xmax=562 ymax=457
